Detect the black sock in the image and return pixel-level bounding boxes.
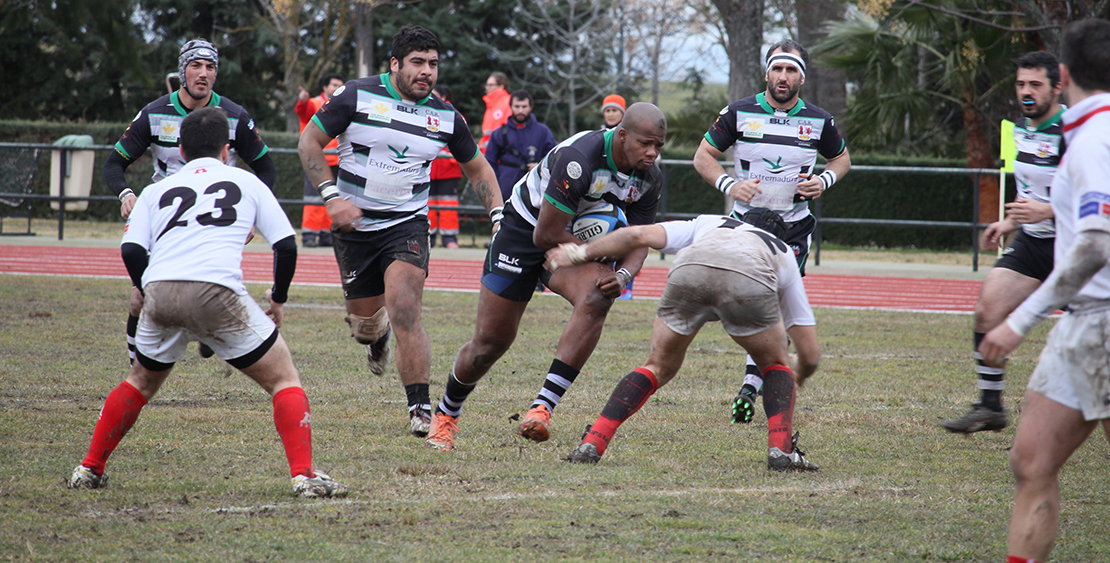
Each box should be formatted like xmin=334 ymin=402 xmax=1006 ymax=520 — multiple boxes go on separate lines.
xmin=126 ymin=313 xmax=139 ymax=366
xmin=533 ymin=359 xmax=580 ymax=412
xmin=436 ymin=372 xmax=476 ymax=417
xmin=405 ymin=383 xmax=431 ymax=415
xmin=974 ymin=331 xmax=1004 ymax=410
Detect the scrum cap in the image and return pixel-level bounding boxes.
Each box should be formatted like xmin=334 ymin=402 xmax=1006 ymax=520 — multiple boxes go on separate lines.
xmin=179 ymin=39 xmax=219 ymax=79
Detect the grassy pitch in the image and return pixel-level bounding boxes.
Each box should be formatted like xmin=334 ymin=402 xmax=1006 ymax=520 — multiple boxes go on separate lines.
xmin=1 ymin=274 xmax=1107 ymax=562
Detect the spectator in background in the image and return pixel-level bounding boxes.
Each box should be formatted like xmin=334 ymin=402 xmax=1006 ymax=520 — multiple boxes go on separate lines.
xmin=485 ymin=90 xmax=557 ymax=202
xmin=479 ymin=71 xmax=511 ymax=153
xmin=601 ymin=94 xmax=626 ymax=130
xmin=295 ymin=72 xmax=345 ymax=247
xmin=430 ymin=84 xmax=463 ymax=249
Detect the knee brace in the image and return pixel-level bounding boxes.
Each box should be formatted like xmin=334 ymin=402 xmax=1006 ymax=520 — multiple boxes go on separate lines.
xmin=346 ymin=308 xmax=390 ymax=345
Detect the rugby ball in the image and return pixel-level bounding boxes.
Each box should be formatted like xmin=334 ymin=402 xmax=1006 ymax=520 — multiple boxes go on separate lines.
xmin=570 ymin=202 xmax=628 ymax=242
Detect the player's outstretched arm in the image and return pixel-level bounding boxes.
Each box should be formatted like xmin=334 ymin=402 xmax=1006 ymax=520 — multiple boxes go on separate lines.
xmin=545 ymin=224 xmax=667 ymax=271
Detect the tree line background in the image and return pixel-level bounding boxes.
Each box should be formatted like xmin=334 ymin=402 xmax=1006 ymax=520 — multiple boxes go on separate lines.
xmin=2 ymin=0 xmax=1107 ymax=225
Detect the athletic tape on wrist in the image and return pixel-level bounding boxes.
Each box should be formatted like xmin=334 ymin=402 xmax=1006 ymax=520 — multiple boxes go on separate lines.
xmin=715 ymin=174 xmax=737 ymax=194
xmin=489 ymin=206 xmax=504 ymax=223
xmin=317 ymin=180 xmax=340 ymax=202
xmin=118 ymin=188 xmax=135 ymax=202
xmin=818 ymin=170 xmax=837 ymax=191
xmin=565 ymin=243 xmax=588 ymax=265
xmin=615 ymin=267 xmax=633 ymax=287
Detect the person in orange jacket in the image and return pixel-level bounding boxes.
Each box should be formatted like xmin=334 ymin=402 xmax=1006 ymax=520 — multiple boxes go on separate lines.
xmin=479 ymin=72 xmax=511 ymax=153
xmin=295 ymin=72 xmax=345 ymax=247
xmin=430 ymin=84 xmax=463 ymax=248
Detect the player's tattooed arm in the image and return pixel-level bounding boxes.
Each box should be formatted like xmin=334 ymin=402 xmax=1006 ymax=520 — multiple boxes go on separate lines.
xmin=298 ymin=124 xmax=335 ymax=188
xmin=459 ymin=156 xmax=505 ymax=214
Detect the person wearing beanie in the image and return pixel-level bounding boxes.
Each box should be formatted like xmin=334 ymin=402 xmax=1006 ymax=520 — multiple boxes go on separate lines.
xmin=601 ymin=94 xmax=626 ymax=130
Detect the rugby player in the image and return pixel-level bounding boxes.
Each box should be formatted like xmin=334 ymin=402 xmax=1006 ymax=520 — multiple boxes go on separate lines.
xmin=692 ymin=39 xmax=850 ymax=424
xmin=941 ymin=51 xmax=1065 ymax=434
xmin=69 ymin=108 xmax=346 ymax=497
xmin=549 ymin=209 xmax=820 ymax=470
xmin=298 ymin=26 xmax=503 ymax=438
xmin=103 ymin=38 xmax=277 ymax=366
xmin=425 ymin=103 xmax=666 ymax=451
xmin=978 ymin=19 xmax=1110 ymax=563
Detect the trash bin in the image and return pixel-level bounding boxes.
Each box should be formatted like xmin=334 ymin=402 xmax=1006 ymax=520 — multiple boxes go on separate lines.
xmin=50 ymin=134 xmax=95 ymax=211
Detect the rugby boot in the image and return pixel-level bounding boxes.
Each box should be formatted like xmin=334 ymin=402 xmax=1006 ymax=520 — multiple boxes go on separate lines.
xmin=68 ymin=465 xmax=108 ymax=489
xmin=518 ymin=404 xmax=552 ymax=442
xmin=731 ymin=389 xmax=757 ymax=424
xmin=566 ymin=442 xmax=601 ymax=464
xmin=940 ymin=404 xmax=1008 ymax=434
xmin=292 ymin=470 xmax=348 ymax=498
xmin=768 ymin=432 xmax=820 ymax=472
xmin=409 ymin=407 xmax=432 ymax=438
xmin=427 ymin=412 xmax=459 ymax=451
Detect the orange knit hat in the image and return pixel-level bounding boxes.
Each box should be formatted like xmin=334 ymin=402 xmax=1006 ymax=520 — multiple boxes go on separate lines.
xmin=601 ymin=94 xmax=626 ymax=112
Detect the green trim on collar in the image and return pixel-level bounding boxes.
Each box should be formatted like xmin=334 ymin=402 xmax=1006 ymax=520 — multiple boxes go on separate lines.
xmin=603 ymin=129 xmax=618 ymax=172
xmin=1034 ymin=107 xmax=1066 ymax=132
xmin=171 ymin=91 xmax=220 ymax=115
xmin=756 ymin=92 xmax=806 ymax=116
xmin=381 ymin=73 xmax=432 ymax=105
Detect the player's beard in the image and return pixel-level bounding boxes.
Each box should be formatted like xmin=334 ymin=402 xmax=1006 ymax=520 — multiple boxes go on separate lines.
xmin=513 ymin=112 xmax=530 ymax=124
xmin=1021 ymin=97 xmax=1052 ymax=120
xmin=769 ymin=81 xmax=800 ymax=105
xmin=183 ymin=78 xmax=213 ymax=101
xmin=397 ymin=73 xmax=434 ymax=101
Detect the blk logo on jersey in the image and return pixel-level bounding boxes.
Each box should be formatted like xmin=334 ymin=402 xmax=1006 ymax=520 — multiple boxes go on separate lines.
xmin=1079 ymin=192 xmax=1110 ymax=219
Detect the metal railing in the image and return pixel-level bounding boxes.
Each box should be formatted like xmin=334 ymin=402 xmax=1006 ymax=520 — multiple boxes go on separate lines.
xmin=0 ymin=142 xmax=998 ymax=270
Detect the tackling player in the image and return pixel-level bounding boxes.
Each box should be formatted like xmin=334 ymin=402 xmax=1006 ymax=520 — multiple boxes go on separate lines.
xmin=941 ymin=51 xmax=1065 ymax=433
xmin=102 ymin=38 xmax=277 ymax=366
xmin=549 ymin=209 xmax=821 ymax=470
xmin=69 ymin=108 xmax=346 ymax=497
xmin=692 ymin=39 xmax=850 ymax=425
xmin=978 ymin=19 xmax=1110 ymax=563
xmin=298 ymin=26 xmax=503 ymax=438
xmin=425 ymin=103 xmax=666 ymax=451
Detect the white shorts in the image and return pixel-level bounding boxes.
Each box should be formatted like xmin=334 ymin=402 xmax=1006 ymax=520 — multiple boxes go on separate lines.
xmin=136 ymin=281 xmax=276 ymax=369
xmin=657 ymin=263 xmax=780 ymax=337
xmin=1027 ymin=306 xmax=1110 ymax=421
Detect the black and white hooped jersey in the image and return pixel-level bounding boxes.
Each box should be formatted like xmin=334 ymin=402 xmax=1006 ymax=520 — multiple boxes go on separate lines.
xmin=1013 ymin=110 xmax=1066 ymax=238
xmin=113 ymin=92 xmax=269 ymax=185
xmin=508 ymin=129 xmax=663 ymax=228
xmin=121 ymin=157 xmax=296 ymax=295
xmin=311 ymin=74 xmax=480 ymax=232
xmin=705 ymin=93 xmax=845 ymax=222
xmin=659 ymin=214 xmax=815 ymax=328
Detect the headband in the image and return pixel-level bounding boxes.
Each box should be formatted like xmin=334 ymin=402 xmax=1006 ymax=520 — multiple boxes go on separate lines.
xmin=179 ymin=39 xmax=219 ymax=79
xmin=766 ymin=52 xmax=806 ymax=78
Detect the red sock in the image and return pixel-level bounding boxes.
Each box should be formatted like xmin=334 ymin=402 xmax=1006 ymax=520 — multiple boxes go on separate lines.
xmin=273 ymin=386 xmax=313 ymax=478
xmin=1007 ymin=556 xmax=1042 ymax=563
xmin=583 ymin=367 xmax=659 ymax=456
xmin=761 ymin=365 xmax=796 ymax=452
xmin=81 ymin=381 xmax=147 ymax=474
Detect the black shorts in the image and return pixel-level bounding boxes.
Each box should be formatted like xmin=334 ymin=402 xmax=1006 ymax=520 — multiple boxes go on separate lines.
xmin=732 ymin=212 xmax=816 ymax=276
xmin=481 ymin=205 xmax=553 ymax=302
xmin=994 ymin=230 xmax=1054 ymax=282
xmin=331 ymin=216 xmax=430 ymax=300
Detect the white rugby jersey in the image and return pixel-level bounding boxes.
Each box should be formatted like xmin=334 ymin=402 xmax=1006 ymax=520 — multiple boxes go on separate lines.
xmin=509 ymin=129 xmax=663 ymax=228
xmin=705 ymin=93 xmax=845 ymax=222
xmin=1049 ymin=93 xmax=1110 ymax=302
xmin=122 ymin=157 xmax=296 ymax=295
xmin=1013 ymin=109 xmax=1066 ymax=238
xmin=113 ymin=92 xmax=269 ymax=184
xmin=311 ymin=74 xmax=480 ymax=232
xmin=658 ymin=214 xmax=815 ymax=328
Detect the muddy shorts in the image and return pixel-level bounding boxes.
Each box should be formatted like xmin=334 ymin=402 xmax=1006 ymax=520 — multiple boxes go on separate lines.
xmin=1027 ymin=304 xmax=1110 ymax=420
xmin=136 ymin=281 xmax=277 ymax=371
xmin=657 ymin=263 xmax=781 ymax=337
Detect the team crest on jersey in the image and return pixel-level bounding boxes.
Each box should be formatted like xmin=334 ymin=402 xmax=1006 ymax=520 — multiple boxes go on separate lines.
xmin=426 ymin=115 xmax=440 ymax=132
xmin=1036 ymin=141 xmax=1053 ymax=158
xmin=742 ymin=117 xmax=765 ymax=139
xmin=158 ymin=120 xmax=180 ymax=143
xmin=567 ymin=162 xmax=583 ymax=179
xmin=367 ymin=102 xmax=391 ymax=123
xmin=798 ymin=124 xmax=812 ymax=141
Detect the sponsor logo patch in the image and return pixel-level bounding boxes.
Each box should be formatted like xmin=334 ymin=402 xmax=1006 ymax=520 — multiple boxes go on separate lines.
xmin=742 ymin=117 xmax=765 ymax=139
xmin=367 ymin=102 xmax=391 ymax=123
xmin=157 ymin=120 xmax=180 ymax=143
xmin=1078 ymin=192 xmax=1110 ymax=219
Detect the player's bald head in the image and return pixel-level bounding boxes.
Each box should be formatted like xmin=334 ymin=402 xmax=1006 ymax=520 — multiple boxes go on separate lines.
xmin=618 ymin=102 xmax=667 ymax=137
